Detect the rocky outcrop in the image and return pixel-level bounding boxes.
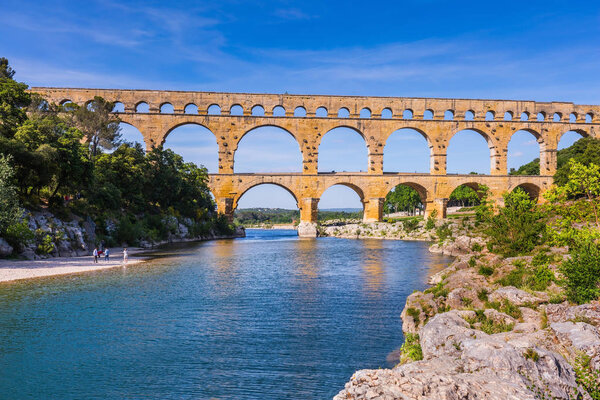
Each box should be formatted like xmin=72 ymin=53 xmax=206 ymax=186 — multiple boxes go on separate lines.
xmin=336 ymin=229 xmax=600 ymax=400
xmin=336 ymin=311 xmax=590 ymax=400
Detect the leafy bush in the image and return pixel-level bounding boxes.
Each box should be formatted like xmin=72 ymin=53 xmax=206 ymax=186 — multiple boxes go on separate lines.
xmin=116 ymin=216 xmax=144 ymax=246
xmin=560 ymin=239 xmax=600 ymax=304
xmin=406 ymin=307 xmax=420 ymax=325
xmin=464 ymin=309 xmax=514 ymax=334
xmin=523 ymin=348 xmax=539 ymax=362
xmin=4 ymin=221 xmax=34 ymax=252
xmin=485 ymin=189 xmax=547 ymax=256
xmin=478 ymin=264 xmax=494 ymax=277
xmin=435 ymin=222 xmax=452 ymax=242
xmin=574 ymin=353 xmax=600 ymax=400
xmin=402 ymin=218 xmax=419 ymax=232
xmin=471 ymin=242 xmax=483 ymax=252
xmin=36 ymin=234 xmax=55 ymax=255
xmin=399 ymin=333 xmax=423 ymax=364
xmin=425 ymin=210 xmax=437 ymax=230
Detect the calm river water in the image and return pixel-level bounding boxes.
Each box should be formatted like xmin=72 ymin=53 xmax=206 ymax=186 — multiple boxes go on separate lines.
xmin=0 ymin=229 xmax=452 ymax=399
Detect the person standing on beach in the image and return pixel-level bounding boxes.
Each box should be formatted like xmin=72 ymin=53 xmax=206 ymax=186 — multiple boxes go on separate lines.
xmin=93 ymin=247 xmax=98 ymax=263
xmin=104 ymin=248 xmax=110 ymax=261
xmin=123 ymin=248 xmax=128 ymax=264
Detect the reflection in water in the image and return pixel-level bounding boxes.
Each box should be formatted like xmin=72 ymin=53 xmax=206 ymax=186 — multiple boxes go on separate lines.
xmin=0 ymin=229 xmax=453 ymax=400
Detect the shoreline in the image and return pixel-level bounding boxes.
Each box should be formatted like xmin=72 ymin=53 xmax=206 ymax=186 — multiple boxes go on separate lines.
xmin=0 ymin=233 xmax=244 ymax=284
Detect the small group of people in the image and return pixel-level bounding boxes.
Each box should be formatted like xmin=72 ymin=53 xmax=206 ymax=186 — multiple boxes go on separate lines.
xmin=92 ymin=247 xmax=128 ymax=264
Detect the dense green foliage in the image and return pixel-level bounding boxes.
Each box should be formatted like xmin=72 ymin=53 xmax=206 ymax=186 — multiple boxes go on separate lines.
xmin=560 ymin=240 xmax=600 ymax=304
xmin=448 ymin=185 xmax=480 ymax=207
xmin=384 ymin=185 xmax=422 ymax=214
xmin=0 ymin=59 xmax=233 ymax=252
xmin=399 ymin=333 xmax=423 ymax=364
xmin=483 ymin=188 xmax=547 ymax=256
xmin=510 ymin=137 xmax=600 ymax=181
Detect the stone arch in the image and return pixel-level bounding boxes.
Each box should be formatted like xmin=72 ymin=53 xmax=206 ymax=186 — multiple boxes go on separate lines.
xmin=381 ymin=108 xmax=393 ymax=119
xmin=163 ymin=122 xmax=219 ymax=172
xmin=504 ymin=111 xmax=513 ymax=121
xmin=520 ymin=111 xmax=530 ymax=121
xmin=509 ymin=182 xmax=541 ymax=202
xmin=59 ymin=98 xmax=72 ymax=105
xmin=234 ymin=125 xmax=303 ymax=173
xmin=230 ymin=104 xmax=243 ymax=116
xmin=160 ymin=102 xmax=174 ymax=113
xmin=135 ymin=101 xmax=149 ymax=113
xmin=294 ymin=106 xmax=307 ymax=117
xmin=443 ymin=181 xmax=485 ymax=200
xmin=557 ymin=128 xmax=589 ymax=151
xmin=465 ymin=110 xmax=475 ymax=121
xmin=384 ymin=181 xmax=428 ymax=204
xmin=485 ymin=111 xmax=495 ymax=121
xmin=360 ymin=107 xmax=372 ymax=118
xmin=447 ymin=183 xmax=482 ymax=208
xmin=251 ymin=105 xmax=265 ymax=116
xmin=382 ymin=127 xmax=432 ymax=173
xmin=273 ymin=105 xmax=285 ymax=116
xmin=184 ymin=103 xmax=198 ymax=114
xmin=316 ymin=106 xmax=328 ymax=117
xmin=207 ymin=104 xmax=221 ymax=115
xmin=119 ymin=121 xmax=147 ymax=150
xmin=447 ymin=128 xmax=493 ymax=174
xmin=112 ymin=102 xmax=125 ymax=113
xmin=423 ymin=109 xmax=434 ymax=120
xmin=338 ymin=107 xmax=350 ymax=118
xmin=317 ymin=182 xmax=365 ymax=203
xmin=403 ymin=109 xmax=413 ymax=119
xmin=233 ymin=181 xmax=299 ymax=211
xmin=585 ymin=112 xmax=594 ymax=123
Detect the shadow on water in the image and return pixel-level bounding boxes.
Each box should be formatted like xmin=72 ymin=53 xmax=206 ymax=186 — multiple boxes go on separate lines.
xmin=0 ymin=229 xmax=453 ymax=400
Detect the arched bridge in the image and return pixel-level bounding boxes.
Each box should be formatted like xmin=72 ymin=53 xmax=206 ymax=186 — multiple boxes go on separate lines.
xmin=31 ymin=87 xmax=600 ymax=236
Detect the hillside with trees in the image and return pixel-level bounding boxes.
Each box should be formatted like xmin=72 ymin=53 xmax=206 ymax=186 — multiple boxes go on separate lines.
xmin=0 ymin=58 xmax=236 ymax=258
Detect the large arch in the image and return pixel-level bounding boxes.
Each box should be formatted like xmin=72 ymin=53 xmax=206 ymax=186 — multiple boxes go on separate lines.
xmin=447 ymin=129 xmax=492 ymax=174
xmin=234 ymin=182 xmax=299 ymax=211
xmin=234 ymin=126 xmax=302 ymax=173
xmin=507 ymin=129 xmax=542 ymax=175
xmin=318 ymin=127 xmax=368 ymax=172
xmin=317 ymin=183 xmax=365 ymax=219
xmin=383 ymin=128 xmax=431 ymax=173
xmin=557 ymin=129 xmax=589 ymax=150
xmin=509 ymin=182 xmax=541 ymax=202
xmin=119 ymin=122 xmax=146 ymax=150
xmin=163 ymin=123 xmax=218 ymax=173
xmin=383 ymin=183 xmax=427 ymax=216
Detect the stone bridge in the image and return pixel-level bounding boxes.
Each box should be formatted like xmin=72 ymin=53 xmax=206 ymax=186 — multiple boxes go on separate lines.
xmin=31 ymin=87 xmax=600 ymax=235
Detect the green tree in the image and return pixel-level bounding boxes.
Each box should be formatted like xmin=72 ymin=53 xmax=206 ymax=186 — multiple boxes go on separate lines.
xmin=71 ymin=96 xmax=121 ymax=159
xmin=485 ymin=188 xmax=547 ymax=256
xmin=560 ymin=160 xmax=600 ymax=226
xmin=0 ymin=155 xmax=22 ymax=234
xmin=560 ymin=238 xmax=600 ymax=304
xmin=448 ymin=185 xmax=480 ymax=207
xmin=0 ymin=58 xmax=31 ymax=139
xmin=384 ymin=185 xmax=422 ymax=214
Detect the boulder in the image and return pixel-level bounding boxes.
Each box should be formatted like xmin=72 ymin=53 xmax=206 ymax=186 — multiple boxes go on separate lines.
xmin=0 ymin=238 xmax=13 ymax=256
xmin=489 ymin=286 xmax=545 ymax=306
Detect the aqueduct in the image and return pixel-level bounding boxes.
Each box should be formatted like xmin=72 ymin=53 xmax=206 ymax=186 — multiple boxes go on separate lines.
xmin=31 ymin=87 xmax=600 ymax=236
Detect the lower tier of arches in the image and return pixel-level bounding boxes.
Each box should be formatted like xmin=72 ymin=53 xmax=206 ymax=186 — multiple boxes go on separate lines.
xmin=208 ymin=173 xmax=553 ymax=236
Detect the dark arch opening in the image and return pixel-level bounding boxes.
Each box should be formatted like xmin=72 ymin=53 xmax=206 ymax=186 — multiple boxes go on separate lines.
xmin=512 ymin=184 xmax=540 ymax=202
xmin=318 ymin=127 xmax=367 ymax=172
xmin=235 ymin=126 xmax=302 ymax=173
xmin=485 ymin=111 xmax=495 ymax=121
xmin=465 ymin=110 xmax=475 ymax=121
xmin=447 ymin=130 xmax=491 ymax=174
xmin=504 ymin=111 xmax=513 ymax=121
xmin=423 ymin=109 xmax=434 ymax=120
xmin=163 ymin=123 xmax=218 ymax=173
xmin=384 ymin=128 xmax=430 ymax=173
xmin=384 ymin=184 xmax=425 ymax=216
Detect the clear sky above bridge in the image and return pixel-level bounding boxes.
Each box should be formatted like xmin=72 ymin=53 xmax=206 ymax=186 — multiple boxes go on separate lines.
xmin=1 ymin=0 xmax=598 ymax=208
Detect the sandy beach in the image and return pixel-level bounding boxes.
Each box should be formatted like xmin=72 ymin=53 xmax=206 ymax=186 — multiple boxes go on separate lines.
xmin=0 ymin=248 xmax=147 ymax=283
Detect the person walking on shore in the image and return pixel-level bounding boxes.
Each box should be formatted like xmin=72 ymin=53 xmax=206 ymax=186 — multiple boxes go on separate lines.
xmin=104 ymin=248 xmax=110 ymax=261
xmin=123 ymin=248 xmax=128 ymax=265
xmin=93 ymin=247 xmax=98 ymax=263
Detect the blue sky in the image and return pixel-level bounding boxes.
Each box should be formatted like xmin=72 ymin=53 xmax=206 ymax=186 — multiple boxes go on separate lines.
xmin=2 ymin=0 xmax=598 ymax=209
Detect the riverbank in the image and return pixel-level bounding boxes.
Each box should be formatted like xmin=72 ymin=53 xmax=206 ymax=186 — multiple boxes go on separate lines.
xmin=0 ymin=230 xmax=246 ymax=283
xmin=0 ymin=247 xmax=145 ymax=283
xmin=335 ymin=221 xmax=600 ymax=399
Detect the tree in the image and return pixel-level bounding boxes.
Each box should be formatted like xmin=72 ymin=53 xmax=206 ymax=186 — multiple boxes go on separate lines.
xmin=561 ymin=160 xmax=600 ymax=226
xmin=448 ymin=185 xmax=480 ymax=207
xmin=0 ymin=59 xmax=31 ymax=139
xmin=384 ymin=185 xmax=422 ymax=214
xmin=0 ymin=155 xmax=22 ymax=233
xmin=71 ymin=96 xmax=121 ymax=159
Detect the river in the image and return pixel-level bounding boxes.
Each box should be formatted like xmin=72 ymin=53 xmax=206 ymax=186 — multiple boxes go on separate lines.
xmin=0 ymin=229 xmax=452 ymax=399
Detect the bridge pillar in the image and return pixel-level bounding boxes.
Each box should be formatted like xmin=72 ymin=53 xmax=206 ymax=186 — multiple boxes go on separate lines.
xmin=363 ymin=198 xmax=385 ymax=222
xmin=430 ymin=153 xmax=447 ymax=175
xmin=424 ymin=198 xmax=447 ymax=219
xmin=540 ymin=149 xmax=557 ymax=176
xmin=218 ymin=143 xmax=235 ymax=174
xmin=368 ymin=153 xmax=383 ymax=174
xmin=491 ymin=146 xmax=508 ymax=175
xmin=215 ymin=197 xmax=235 ymax=222
xmin=298 ymin=197 xmax=319 ymax=237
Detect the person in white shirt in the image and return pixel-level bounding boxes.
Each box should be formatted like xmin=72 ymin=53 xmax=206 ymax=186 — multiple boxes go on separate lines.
xmin=93 ymin=248 xmax=98 ymax=263
xmin=123 ymin=248 xmax=128 ymax=264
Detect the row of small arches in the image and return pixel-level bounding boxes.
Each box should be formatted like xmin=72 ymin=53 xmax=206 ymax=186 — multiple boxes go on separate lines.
xmin=59 ymin=99 xmax=595 ymax=124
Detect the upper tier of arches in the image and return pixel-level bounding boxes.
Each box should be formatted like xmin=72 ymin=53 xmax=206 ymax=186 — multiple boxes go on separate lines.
xmin=35 ymin=88 xmax=600 ymax=124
